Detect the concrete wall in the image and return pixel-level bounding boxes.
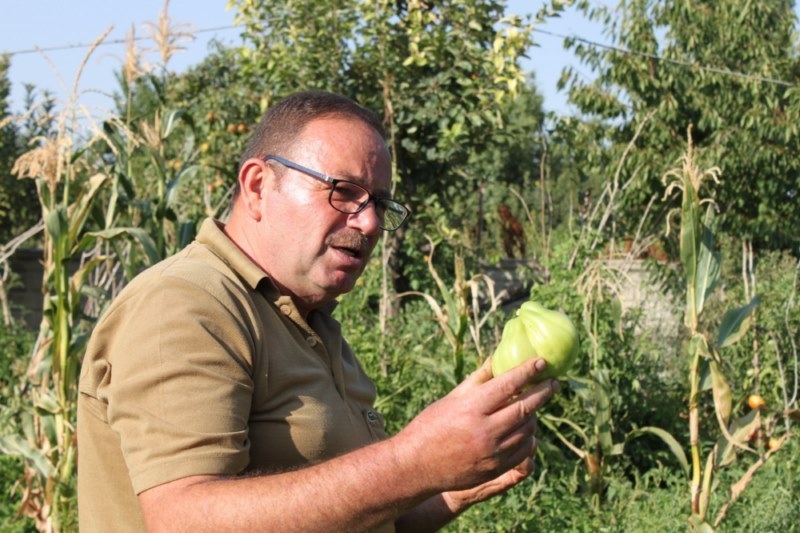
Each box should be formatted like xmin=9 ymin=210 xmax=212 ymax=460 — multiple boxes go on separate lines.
xmin=6 ymin=252 xmax=681 ymax=340
xmin=4 ymin=248 xmax=45 ymax=329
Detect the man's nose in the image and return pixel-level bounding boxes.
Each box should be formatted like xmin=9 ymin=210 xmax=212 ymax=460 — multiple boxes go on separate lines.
xmin=347 ymin=201 xmax=382 ymax=236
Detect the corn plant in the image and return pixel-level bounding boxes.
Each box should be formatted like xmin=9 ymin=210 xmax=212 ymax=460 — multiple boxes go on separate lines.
xmin=542 ymin=257 xmax=688 ymax=508
xmin=396 ymin=236 xmax=501 ymax=383
xmin=0 ymin=32 xmax=115 ymax=530
xmin=662 ymin=130 xmax=789 ymax=531
xmin=0 ymin=7 xmax=197 ymax=528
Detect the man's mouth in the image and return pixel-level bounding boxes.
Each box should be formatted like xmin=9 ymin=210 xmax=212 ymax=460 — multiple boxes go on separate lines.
xmin=326 ymin=231 xmax=370 ymax=262
xmin=335 ymin=245 xmax=361 ymax=258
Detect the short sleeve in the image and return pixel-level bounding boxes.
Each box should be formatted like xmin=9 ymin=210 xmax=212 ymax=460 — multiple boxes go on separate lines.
xmin=83 ymin=267 xmax=260 ymax=494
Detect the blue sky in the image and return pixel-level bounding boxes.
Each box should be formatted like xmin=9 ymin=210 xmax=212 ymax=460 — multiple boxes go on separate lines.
xmin=0 ymin=1 xmax=602 ymax=116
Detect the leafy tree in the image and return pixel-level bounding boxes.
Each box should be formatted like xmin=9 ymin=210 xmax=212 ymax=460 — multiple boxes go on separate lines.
xmin=161 ymin=0 xmax=554 ymax=333
xmin=559 ymin=0 xmax=800 ymax=252
xmin=0 ymin=57 xmax=41 ymax=244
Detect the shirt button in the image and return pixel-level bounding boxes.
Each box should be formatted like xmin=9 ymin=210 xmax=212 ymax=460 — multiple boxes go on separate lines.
xmin=279 ymin=304 xmax=292 ymax=316
xmin=306 ymin=336 xmax=318 ymax=347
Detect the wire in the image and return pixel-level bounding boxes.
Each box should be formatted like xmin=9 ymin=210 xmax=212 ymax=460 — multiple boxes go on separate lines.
xmin=533 ymin=27 xmax=795 ymax=88
xmin=2 ymin=25 xmax=240 ymax=57
xmin=4 ymin=23 xmax=795 ymax=88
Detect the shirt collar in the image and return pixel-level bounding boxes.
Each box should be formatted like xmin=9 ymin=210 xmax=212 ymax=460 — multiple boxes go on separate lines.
xmin=195 ymin=217 xmax=337 ymax=316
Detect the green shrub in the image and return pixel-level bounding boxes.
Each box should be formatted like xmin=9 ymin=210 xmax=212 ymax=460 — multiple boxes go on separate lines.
xmin=0 ymin=321 xmax=36 ymax=532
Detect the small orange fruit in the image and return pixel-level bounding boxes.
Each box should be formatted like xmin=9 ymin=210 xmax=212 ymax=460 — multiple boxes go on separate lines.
xmin=767 ymin=437 xmax=780 ymax=450
xmin=747 ymin=394 xmax=766 ymax=410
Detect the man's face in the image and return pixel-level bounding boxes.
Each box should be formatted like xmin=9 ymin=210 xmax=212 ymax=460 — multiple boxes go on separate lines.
xmin=251 ymin=116 xmax=392 ymax=312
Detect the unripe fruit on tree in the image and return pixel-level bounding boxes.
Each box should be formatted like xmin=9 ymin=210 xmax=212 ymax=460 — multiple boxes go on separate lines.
xmin=491 ymin=301 xmax=579 ymax=381
xmin=747 ymin=394 xmax=766 ymax=410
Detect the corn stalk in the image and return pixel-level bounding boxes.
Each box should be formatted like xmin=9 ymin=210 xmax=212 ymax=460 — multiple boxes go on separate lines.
xmin=396 ymin=236 xmax=501 ymax=383
xmin=663 ymin=129 xmax=784 ymax=531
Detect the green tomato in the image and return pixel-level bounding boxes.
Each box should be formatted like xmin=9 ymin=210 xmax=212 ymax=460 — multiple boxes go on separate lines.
xmin=491 ymin=301 xmax=579 ymax=380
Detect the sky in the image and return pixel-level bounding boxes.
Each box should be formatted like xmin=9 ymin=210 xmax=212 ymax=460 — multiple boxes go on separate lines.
xmin=0 ymin=1 xmax=604 ymax=117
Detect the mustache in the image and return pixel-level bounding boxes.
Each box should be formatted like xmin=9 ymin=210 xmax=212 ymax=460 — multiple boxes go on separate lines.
xmin=325 ymin=231 xmax=371 ymax=254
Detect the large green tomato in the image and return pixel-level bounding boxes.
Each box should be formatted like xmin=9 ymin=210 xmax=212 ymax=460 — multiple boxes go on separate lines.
xmin=491 ymin=301 xmax=579 ymax=380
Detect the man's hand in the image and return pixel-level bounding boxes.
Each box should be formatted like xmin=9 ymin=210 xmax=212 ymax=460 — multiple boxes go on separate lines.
xmin=440 ymin=441 xmax=538 ymax=513
xmin=394 ymin=356 xmax=557 ymax=496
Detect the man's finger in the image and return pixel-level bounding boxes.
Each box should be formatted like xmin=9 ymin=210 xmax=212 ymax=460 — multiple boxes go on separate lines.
xmin=492 ymin=378 xmax=558 ymax=431
xmin=477 ymin=358 xmax=550 ymax=411
xmin=461 ymin=356 xmax=494 ymax=387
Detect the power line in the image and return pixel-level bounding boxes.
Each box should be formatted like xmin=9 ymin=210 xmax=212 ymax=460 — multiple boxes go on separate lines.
xmin=533 ymin=27 xmax=795 ymax=88
xmin=1 ymin=25 xmax=240 ymax=57
xmin=4 ymin=23 xmax=795 ymax=88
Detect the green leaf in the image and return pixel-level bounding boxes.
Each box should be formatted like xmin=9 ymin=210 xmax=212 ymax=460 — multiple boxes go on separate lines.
xmin=694 ymin=205 xmax=720 ymax=315
xmin=68 ymin=173 xmax=109 ymax=249
xmin=680 ymin=172 xmax=701 ymax=321
xmin=45 ymin=207 xmax=68 ymax=241
xmin=591 ymin=370 xmax=613 ymax=455
xmin=709 ymin=359 xmax=732 ymax=428
xmin=624 ymin=426 xmax=689 ymax=475
xmin=85 ymin=227 xmax=162 ymax=266
xmin=178 ymin=221 xmax=197 ymax=249
xmin=718 ymin=295 xmax=761 ymax=348
xmin=698 ymin=359 xmax=712 ymax=391
xmin=162 ymin=108 xmax=185 ymax=138
xmin=699 ymin=450 xmax=715 ymax=519
xmin=0 ymin=434 xmax=56 ymax=478
xmin=716 ymin=409 xmax=759 ymax=467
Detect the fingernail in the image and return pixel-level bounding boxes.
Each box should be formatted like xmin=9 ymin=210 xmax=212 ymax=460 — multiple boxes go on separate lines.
xmin=535 ymin=358 xmax=547 ymax=371
xmin=550 ymin=379 xmax=560 ymax=392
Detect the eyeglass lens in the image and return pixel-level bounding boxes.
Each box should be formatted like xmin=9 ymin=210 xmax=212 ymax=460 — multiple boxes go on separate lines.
xmin=330 ymin=182 xmax=406 ymax=230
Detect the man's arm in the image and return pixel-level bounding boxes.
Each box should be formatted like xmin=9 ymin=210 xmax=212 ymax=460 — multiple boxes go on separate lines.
xmin=139 ymin=358 xmax=557 ymax=531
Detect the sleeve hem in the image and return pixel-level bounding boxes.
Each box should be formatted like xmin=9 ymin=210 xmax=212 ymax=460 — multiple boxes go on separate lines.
xmin=131 ymin=454 xmax=250 ymax=495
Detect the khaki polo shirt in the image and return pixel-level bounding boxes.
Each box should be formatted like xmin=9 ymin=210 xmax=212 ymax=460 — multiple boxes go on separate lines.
xmin=78 ymin=218 xmax=388 ymax=532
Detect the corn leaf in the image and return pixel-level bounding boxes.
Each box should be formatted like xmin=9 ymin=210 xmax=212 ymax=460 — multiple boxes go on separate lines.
xmin=396 ymin=291 xmax=457 ymax=349
xmin=710 ymin=359 xmax=732 ymax=427
xmin=84 ymin=227 xmax=162 ymax=267
xmin=67 ymin=173 xmax=108 ymax=249
xmin=162 ymin=108 xmax=185 ymax=138
xmin=44 ymin=207 xmax=68 ymax=242
xmin=591 ymin=370 xmax=614 ymax=455
xmin=0 ymin=435 xmax=56 ymax=478
xmin=178 ymin=221 xmax=197 ymax=249
xmin=540 ymin=414 xmax=589 ymax=457
xmin=624 ymin=426 xmax=689 ymax=475
xmin=34 ymin=392 xmax=59 ymax=415
xmin=694 ymin=205 xmax=720 ymax=315
xmin=699 ymin=449 xmax=716 ymax=519
xmin=698 ymin=359 xmax=712 ymax=391
xmin=680 ymin=172 xmax=701 ymax=321
xmin=715 ymin=409 xmax=759 ymax=467
xmin=718 ymin=295 xmax=761 ymax=348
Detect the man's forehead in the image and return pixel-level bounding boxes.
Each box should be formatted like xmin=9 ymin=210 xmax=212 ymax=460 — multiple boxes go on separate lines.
xmin=298 ymin=117 xmax=392 ymax=190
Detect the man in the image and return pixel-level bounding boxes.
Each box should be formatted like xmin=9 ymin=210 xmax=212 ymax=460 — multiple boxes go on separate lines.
xmin=77 ymin=90 xmax=558 ymax=532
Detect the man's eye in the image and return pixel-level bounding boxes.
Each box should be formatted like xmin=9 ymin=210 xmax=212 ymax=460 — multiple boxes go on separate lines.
xmin=336 ymin=188 xmax=361 ymax=202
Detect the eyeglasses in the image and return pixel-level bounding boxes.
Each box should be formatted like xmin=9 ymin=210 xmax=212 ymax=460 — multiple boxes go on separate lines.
xmin=263 ymin=155 xmax=410 ymax=231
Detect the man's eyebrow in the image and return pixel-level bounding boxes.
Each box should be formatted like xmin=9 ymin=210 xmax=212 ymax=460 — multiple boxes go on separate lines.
xmin=335 ymin=172 xmax=393 ymax=199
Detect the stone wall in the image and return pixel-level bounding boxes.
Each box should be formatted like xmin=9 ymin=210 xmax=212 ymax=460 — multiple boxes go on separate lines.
xmin=604 ymin=259 xmax=681 ymax=341
xmin=483 ymin=257 xmax=681 ymax=340
xmin=6 ymin=252 xmax=681 ymax=340
xmin=4 ymin=248 xmax=45 ymax=329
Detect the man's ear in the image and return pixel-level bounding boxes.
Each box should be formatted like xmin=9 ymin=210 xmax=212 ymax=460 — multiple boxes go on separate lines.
xmin=237 ymin=158 xmax=273 ymax=221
